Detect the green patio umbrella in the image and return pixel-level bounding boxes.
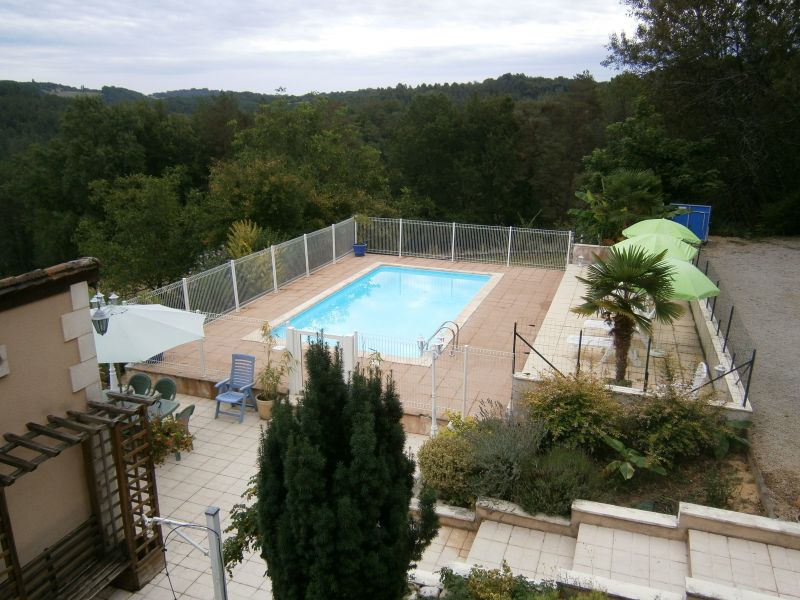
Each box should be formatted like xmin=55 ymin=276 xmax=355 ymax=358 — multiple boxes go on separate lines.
xmin=663 ymin=257 xmax=720 ymax=300
xmin=613 ymin=233 xmax=699 ymax=262
xmin=622 ymin=218 xmax=702 ymax=244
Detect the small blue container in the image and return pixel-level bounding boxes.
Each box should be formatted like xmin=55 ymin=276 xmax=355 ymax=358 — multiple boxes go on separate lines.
xmin=353 ymin=243 xmax=367 ymax=257
xmin=670 ymin=204 xmax=712 ymax=242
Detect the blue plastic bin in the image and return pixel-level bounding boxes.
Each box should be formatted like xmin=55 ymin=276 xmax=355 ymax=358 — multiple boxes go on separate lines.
xmin=670 ymin=204 xmax=711 ymax=242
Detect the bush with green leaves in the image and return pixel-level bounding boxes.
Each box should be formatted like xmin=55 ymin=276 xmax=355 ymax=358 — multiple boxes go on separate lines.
xmin=465 ymin=402 xmax=546 ymax=501
xmin=516 ymin=446 xmax=608 ymax=516
xmin=619 ymin=388 xmax=741 ymax=469
xmin=523 ymin=374 xmax=621 ymax=454
xmin=417 ymin=430 xmax=477 ymax=507
xmin=439 ymin=562 xmax=609 ymax=600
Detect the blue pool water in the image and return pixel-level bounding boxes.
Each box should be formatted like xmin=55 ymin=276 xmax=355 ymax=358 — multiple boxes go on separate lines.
xmin=274 ymin=266 xmax=490 ymax=342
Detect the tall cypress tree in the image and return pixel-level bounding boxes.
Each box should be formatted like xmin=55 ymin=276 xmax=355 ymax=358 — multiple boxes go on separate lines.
xmin=257 ymin=337 xmax=438 ymax=600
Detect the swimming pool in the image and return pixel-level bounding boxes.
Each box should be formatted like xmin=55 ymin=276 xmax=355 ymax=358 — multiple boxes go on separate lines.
xmin=273 ymin=266 xmax=492 ymax=344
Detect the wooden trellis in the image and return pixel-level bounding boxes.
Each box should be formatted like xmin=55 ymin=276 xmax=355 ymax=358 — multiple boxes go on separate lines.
xmin=0 ymin=393 xmax=165 ymax=599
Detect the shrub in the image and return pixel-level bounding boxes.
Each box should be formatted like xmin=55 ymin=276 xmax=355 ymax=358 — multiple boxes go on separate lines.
xmin=440 ymin=563 xmax=560 ymax=600
xmin=439 ymin=563 xmax=609 ymax=599
xmin=702 ymin=467 xmax=737 ymax=509
xmin=523 ymin=374 xmax=620 ymax=454
xmin=620 ymin=389 xmax=725 ymax=468
xmin=465 ymin=402 xmax=546 ymax=501
xmin=516 ymin=446 xmax=607 ymax=516
xmin=418 ymin=431 xmax=477 ymax=507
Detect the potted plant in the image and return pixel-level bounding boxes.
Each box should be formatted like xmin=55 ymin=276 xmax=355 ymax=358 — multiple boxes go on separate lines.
xmin=353 ymin=214 xmax=369 ymax=257
xmin=148 ymin=416 xmax=194 ymax=465
xmin=256 ymin=323 xmax=293 ymax=420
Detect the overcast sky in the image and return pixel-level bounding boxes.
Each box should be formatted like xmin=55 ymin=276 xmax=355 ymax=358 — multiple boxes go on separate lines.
xmin=0 ymin=0 xmax=635 ymax=95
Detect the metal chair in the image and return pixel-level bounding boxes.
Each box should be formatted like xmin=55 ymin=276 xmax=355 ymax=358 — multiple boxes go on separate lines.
xmin=126 ymin=373 xmax=152 ymax=395
xmin=153 ymin=377 xmax=177 ymax=401
xmin=214 ymin=354 xmax=256 ymax=423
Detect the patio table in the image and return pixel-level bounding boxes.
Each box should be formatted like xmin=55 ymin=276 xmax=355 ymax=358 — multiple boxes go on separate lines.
xmin=104 ymin=390 xmax=179 ymax=419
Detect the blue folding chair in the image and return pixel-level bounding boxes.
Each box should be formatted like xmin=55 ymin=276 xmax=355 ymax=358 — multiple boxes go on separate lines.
xmin=214 ymin=354 xmax=256 ymax=423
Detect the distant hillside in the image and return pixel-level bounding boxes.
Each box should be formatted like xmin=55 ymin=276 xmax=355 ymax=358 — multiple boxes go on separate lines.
xmin=0 ymin=74 xmax=577 ymax=160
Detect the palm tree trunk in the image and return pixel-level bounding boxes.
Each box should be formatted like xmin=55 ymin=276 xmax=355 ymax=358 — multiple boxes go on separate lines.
xmin=612 ymin=315 xmax=635 ymax=383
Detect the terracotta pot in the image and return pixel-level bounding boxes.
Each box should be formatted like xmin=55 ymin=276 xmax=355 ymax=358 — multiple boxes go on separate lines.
xmin=256 ymin=397 xmax=274 ymax=420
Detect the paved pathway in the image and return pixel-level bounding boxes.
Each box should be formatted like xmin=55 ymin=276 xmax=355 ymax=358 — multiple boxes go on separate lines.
xmin=701 ymin=237 xmax=800 ymax=520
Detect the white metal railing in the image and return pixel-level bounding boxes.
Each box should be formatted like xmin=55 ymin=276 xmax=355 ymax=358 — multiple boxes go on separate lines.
xmin=134 ymin=216 xmax=570 ymax=322
xmin=133 ymin=217 xmax=355 ymax=313
xmin=362 ymin=217 xmax=571 ymax=269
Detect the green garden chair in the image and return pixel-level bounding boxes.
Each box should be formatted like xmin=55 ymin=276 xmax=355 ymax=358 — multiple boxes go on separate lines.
xmin=174 ymin=404 xmax=195 ymax=461
xmin=153 ymin=377 xmax=177 ymax=401
xmin=126 ymin=373 xmax=152 ymax=395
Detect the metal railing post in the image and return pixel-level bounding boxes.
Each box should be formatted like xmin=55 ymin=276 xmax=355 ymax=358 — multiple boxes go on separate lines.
xmin=506 ymin=226 xmax=513 ymax=267
xmin=743 ymin=349 xmax=756 ymax=406
xmin=182 ymin=277 xmax=191 ymax=311
xmin=271 ymin=245 xmax=278 ymax=294
xmin=576 ymin=331 xmax=582 ymax=375
xmin=303 ymin=233 xmax=310 ymax=277
xmin=711 ymin=282 xmax=720 ymax=322
xmin=398 ymin=218 xmax=403 ymax=258
xmin=643 ymin=337 xmax=652 ymax=391
xmin=462 ymin=345 xmax=469 ymax=417
xmin=512 ymin=322 xmax=517 ymax=373
xmin=566 ymin=230 xmax=574 ymax=267
xmin=331 ymin=224 xmax=336 ymax=264
xmin=723 ymin=306 xmax=734 ymax=352
xmin=205 ymin=507 xmax=228 ymax=600
xmin=229 ymin=260 xmax=240 ymax=312
xmin=430 ymin=351 xmax=438 ymax=437
xmin=451 ymin=222 xmax=456 ymax=261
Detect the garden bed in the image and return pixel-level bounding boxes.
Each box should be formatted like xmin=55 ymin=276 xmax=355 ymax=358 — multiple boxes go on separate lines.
xmin=609 ymin=454 xmax=762 ymax=516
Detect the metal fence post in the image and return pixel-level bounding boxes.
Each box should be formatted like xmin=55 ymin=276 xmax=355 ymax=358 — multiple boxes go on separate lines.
xmin=451 ymin=222 xmax=456 ymax=261
xmin=229 ymin=260 xmax=240 ymax=312
xmin=643 ymin=337 xmax=652 ymax=391
xmin=398 ymin=218 xmax=403 ymax=258
xmin=430 ymin=351 xmax=438 ymax=437
xmin=462 ymin=345 xmax=469 ymax=417
xmin=205 ymin=507 xmax=228 ymax=600
xmin=566 ymin=230 xmax=574 ymax=267
xmin=303 ymin=233 xmax=310 ymax=277
xmin=331 ymin=224 xmax=337 ymax=264
xmin=181 ymin=277 xmax=190 ymax=311
xmin=506 ymin=226 xmax=513 ymax=267
xmin=743 ymin=349 xmax=756 ymax=406
xmin=576 ymin=330 xmax=583 ymax=375
xmin=271 ymin=245 xmax=278 ymax=294
xmin=723 ymin=306 xmax=734 ymax=352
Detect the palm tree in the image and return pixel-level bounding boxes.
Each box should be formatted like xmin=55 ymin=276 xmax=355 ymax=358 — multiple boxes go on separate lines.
xmin=572 ymin=247 xmax=683 ymax=383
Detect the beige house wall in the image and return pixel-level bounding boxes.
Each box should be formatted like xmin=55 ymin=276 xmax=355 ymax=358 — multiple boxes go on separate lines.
xmin=0 ymin=281 xmax=101 ymax=565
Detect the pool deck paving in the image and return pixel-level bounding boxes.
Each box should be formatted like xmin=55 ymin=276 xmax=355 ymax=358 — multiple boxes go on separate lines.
xmin=139 ymin=254 xmax=564 ymax=419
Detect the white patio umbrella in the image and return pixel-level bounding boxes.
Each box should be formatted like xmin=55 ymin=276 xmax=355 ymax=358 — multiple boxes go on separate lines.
xmin=92 ymin=304 xmax=205 ymax=384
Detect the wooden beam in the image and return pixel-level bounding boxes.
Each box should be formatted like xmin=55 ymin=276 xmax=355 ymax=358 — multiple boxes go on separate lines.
xmin=2 ymin=434 xmax=60 ymax=457
xmin=26 ymin=422 xmax=84 ymax=444
xmin=67 ymin=410 xmax=116 ymax=426
xmin=0 ymin=453 xmax=37 ymax=472
xmin=87 ymin=401 xmax=138 ymax=417
xmin=47 ymin=415 xmax=103 ymax=434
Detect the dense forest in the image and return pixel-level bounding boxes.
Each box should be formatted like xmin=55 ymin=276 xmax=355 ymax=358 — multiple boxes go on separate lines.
xmin=1 ymin=0 xmax=798 ymax=293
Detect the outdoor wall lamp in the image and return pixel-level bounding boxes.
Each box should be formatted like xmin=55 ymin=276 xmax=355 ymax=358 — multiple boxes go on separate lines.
xmin=91 ymin=306 xmax=110 ymax=335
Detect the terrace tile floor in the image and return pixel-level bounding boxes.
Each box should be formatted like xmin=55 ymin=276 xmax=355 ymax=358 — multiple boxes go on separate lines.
xmin=98 ymin=395 xmax=447 ymax=600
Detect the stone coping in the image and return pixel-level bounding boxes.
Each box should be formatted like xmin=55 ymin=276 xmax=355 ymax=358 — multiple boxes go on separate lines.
xmin=572 ymin=500 xmax=683 ymax=540
xmin=475 ymin=498 xmax=574 ymax=536
xmin=684 ymin=576 xmax=780 ymax=600
xmin=680 ymin=502 xmax=800 ymax=550
xmin=409 ymin=497 xmax=477 ymax=531
xmin=558 ymin=569 xmax=684 ymax=600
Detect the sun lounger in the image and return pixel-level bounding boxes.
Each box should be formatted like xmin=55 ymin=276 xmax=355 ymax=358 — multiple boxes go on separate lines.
xmin=567 ymin=334 xmax=641 ymax=367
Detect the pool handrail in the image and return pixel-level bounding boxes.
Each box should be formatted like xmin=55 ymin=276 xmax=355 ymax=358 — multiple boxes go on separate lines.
xmin=424 ymin=320 xmax=460 ymax=356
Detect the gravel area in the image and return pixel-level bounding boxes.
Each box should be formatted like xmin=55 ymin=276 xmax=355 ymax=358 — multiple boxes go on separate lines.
xmin=702 ymin=236 xmax=800 ymax=520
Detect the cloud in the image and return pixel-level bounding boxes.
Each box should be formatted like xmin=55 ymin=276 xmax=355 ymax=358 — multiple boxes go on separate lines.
xmin=0 ymin=0 xmax=636 ymax=93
